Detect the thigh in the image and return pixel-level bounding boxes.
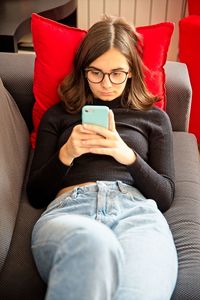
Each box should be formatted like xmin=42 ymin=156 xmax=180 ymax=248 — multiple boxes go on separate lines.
xmin=32 ymin=212 xmax=124 ymax=284
xmin=31 ymin=214 xmax=94 ymax=281
xmin=113 ymin=201 xmax=178 ymax=300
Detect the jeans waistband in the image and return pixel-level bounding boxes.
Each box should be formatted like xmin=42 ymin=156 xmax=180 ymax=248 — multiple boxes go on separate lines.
xmin=52 ymin=181 xmax=145 ymax=206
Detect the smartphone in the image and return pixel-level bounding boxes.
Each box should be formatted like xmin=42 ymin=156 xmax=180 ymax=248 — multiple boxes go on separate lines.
xmin=82 ymin=105 xmax=109 ymax=128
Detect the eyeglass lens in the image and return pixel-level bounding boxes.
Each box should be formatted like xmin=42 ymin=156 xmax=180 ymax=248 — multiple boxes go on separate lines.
xmin=86 ymin=69 xmax=128 ymax=84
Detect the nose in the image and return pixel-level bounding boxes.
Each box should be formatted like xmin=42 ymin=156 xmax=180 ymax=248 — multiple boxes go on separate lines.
xmin=101 ymin=74 xmax=112 ymax=88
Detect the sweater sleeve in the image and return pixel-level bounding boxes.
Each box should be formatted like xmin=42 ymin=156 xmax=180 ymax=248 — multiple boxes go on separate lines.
xmin=27 ymin=106 xmax=71 ymax=208
xmin=127 ymin=110 xmax=175 ymax=212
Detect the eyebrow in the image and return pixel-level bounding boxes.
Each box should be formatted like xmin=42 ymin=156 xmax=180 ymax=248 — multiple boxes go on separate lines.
xmin=87 ymin=66 xmax=127 ymax=72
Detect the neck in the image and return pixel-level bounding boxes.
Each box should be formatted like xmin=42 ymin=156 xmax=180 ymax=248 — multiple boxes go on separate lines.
xmin=93 ymin=97 xmax=122 ymax=108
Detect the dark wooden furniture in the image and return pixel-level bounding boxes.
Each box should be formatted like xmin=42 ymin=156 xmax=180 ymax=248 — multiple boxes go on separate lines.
xmin=0 ymin=0 xmax=77 ymax=52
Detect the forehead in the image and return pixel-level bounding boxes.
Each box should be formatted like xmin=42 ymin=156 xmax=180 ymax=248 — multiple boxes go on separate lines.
xmin=89 ymin=48 xmax=129 ymax=70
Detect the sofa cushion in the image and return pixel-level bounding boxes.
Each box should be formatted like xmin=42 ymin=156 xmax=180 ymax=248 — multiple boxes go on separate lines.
xmin=165 ymin=132 xmax=200 ymax=299
xmin=0 ymin=189 xmax=46 ymax=299
xmin=0 ymin=78 xmax=29 ymax=271
xmin=31 ymin=13 xmax=174 ymax=148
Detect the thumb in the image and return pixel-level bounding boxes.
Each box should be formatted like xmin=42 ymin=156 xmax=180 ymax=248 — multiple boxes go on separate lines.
xmin=109 ymin=110 xmax=116 ymax=132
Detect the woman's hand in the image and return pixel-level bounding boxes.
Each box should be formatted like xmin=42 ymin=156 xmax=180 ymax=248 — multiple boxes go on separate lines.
xmin=59 ymin=110 xmax=136 ymax=166
xmin=59 ymin=124 xmax=103 ymax=166
xmin=81 ymin=110 xmax=136 ymax=165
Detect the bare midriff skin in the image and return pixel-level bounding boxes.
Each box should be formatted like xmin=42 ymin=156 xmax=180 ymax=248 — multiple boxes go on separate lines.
xmin=56 ymin=182 xmax=96 ymax=197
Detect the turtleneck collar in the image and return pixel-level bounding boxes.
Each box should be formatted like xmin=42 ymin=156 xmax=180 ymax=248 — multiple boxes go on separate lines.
xmin=92 ymin=97 xmax=122 ymax=109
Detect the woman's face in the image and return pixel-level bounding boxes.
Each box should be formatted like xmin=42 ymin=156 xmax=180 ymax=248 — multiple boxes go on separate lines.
xmin=86 ymin=48 xmax=131 ymax=101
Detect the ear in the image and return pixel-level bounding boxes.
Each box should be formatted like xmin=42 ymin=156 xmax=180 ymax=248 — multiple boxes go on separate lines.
xmin=128 ymin=72 xmax=132 ymax=78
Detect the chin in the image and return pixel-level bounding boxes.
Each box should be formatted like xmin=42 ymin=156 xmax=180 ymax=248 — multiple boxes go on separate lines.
xmin=98 ymin=94 xmax=117 ymax=101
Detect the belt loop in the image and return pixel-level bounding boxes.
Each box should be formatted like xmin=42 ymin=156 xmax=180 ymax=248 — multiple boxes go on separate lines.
xmin=116 ymin=181 xmax=126 ymax=194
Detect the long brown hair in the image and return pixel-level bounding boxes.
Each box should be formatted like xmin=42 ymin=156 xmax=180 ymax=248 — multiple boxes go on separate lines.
xmin=58 ymin=15 xmax=158 ymax=113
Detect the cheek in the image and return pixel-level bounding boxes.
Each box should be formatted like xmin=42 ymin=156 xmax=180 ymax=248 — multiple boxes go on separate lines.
xmin=117 ymin=83 xmax=127 ymax=94
xmin=88 ymin=83 xmax=99 ymax=96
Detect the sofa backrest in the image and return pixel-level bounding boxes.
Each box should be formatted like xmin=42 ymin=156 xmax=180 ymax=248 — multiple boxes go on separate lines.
xmin=0 ymin=52 xmax=192 ymax=133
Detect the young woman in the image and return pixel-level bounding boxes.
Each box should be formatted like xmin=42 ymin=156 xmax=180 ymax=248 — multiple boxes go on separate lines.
xmin=27 ymin=15 xmax=178 ymax=300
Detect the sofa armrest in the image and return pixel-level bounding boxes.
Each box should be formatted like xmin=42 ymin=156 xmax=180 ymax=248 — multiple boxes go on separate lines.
xmin=0 ymin=52 xmax=35 ymax=132
xmin=164 ymin=132 xmax=200 ymax=299
xmin=165 ymin=61 xmax=192 ymax=132
xmin=0 ymin=79 xmax=30 ymax=272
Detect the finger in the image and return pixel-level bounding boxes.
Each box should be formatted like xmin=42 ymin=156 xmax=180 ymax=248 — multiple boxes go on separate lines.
xmin=82 ymin=138 xmax=115 ymax=148
xmin=78 ymin=124 xmax=95 ymax=134
xmin=109 ymin=110 xmax=116 ymax=132
xmin=83 ymin=123 xmax=106 ymax=134
xmin=81 ymin=134 xmax=103 ymax=141
xmin=83 ymin=123 xmax=113 ymax=139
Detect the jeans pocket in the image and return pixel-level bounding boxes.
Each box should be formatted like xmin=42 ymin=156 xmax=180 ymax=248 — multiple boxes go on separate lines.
xmin=43 ymin=196 xmax=68 ymax=215
xmin=43 ymin=188 xmax=80 ymax=216
xmin=117 ymin=182 xmax=145 ymax=199
xmin=43 ymin=202 xmax=61 ymax=216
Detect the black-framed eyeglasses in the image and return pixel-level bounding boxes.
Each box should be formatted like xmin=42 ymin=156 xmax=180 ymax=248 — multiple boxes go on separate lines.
xmin=85 ymin=68 xmax=129 ymax=85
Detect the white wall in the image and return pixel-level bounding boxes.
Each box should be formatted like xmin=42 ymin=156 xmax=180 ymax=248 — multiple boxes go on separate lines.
xmin=77 ymin=0 xmax=187 ymax=61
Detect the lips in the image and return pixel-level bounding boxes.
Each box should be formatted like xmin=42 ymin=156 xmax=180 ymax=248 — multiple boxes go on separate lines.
xmin=100 ymin=92 xmax=114 ymax=96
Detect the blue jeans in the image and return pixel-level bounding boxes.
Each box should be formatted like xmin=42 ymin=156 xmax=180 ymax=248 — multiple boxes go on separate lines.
xmin=32 ymin=181 xmax=178 ymax=300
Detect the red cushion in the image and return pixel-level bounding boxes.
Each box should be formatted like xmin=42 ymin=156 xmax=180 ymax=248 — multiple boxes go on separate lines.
xmin=137 ymin=22 xmax=174 ymax=110
xmin=31 ymin=13 xmax=87 ymax=148
xmin=31 ymin=13 xmax=174 ymax=148
xmin=179 ymin=16 xmax=200 ymax=143
xmin=188 ymin=0 xmax=200 ymax=15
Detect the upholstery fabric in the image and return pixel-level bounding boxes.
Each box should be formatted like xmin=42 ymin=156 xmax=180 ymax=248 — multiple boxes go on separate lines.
xmin=0 ymin=79 xmax=29 ymax=271
xmin=0 ymin=53 xmax=35 ymax=132
xmin=0 ymin=185 xmax=45 ymax=299
xmin=165 ymin=132 xmax=200 ymax=300
xmin=164 ymin=61 xmax=192 ymax=131
xmin=31 ymin=13 xmax=174 ymax=148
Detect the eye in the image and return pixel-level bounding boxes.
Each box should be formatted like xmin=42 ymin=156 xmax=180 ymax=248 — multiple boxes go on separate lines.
xmin=90 ymin=70 xmax=101 ymax=76
xmin=112 ymin=72 xmax=123 ymax=77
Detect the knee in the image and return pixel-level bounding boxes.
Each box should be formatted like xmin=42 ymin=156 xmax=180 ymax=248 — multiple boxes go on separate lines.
xmin=73 ymin=218 xmax=124 ymax=285
xmin=71 ymin=216 xmax=123 ymax=261
xmin=67 ymin=216 xmax=124 ymax=271
xmin=86 ymin=224 xmax=121 ymax=258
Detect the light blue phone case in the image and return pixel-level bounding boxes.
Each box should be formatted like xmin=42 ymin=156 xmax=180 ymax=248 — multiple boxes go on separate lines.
xmin=82 ymin=105 xmax=109 ymax=128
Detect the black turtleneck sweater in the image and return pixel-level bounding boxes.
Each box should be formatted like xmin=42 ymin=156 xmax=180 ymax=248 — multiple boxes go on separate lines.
xmin=27 ymin=98 xmax=175 ymax=212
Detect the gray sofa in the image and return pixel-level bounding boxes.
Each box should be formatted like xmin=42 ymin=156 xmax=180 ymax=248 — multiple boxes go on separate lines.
xmin=0 ymin=52 xmax=200 ymax=300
